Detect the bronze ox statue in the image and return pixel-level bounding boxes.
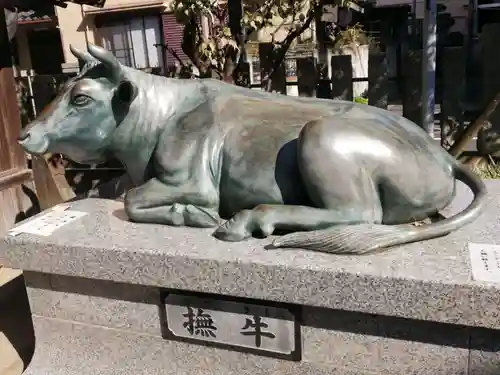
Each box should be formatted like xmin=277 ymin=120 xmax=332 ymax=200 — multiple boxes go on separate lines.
xmin=17 ymin=44 xmax=487 ymax=254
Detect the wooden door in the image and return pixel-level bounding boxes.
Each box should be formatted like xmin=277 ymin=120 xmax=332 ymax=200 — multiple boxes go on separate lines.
xmin=0 ymin=12 xmax=34 ymax=235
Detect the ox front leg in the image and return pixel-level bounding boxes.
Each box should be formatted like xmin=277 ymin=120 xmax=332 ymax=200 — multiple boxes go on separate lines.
xmin=124 ymin=178 xmax=221 ymax=228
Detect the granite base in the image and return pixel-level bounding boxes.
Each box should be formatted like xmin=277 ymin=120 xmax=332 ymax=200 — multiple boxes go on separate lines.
xmin=3 ymin=181 xmax=500 ymax=374
xmin=22 ymin=271 xmax=497 ymax=375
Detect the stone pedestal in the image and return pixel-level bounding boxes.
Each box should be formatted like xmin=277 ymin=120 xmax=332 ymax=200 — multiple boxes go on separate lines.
xmin=2 ymin=181 xmax=500 ymax=374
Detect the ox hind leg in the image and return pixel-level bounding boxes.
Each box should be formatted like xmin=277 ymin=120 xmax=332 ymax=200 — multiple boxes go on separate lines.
xmin=213 ymin=120 xmax=383 ymax=242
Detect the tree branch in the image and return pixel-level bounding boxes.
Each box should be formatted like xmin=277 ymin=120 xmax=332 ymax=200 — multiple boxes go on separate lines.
xmin=243 ymin=0 xmax=277 ymax=38
xmin=155 ymin=43 xmax=186 ymax=69
xmin=181 ymin=14 xmax=211 ymax=77
xmin=448 ymin=91 xmax=500 ymax=157
xmin=168 ymin=47 xmax=186 ymax=68
xmin=263 ymin=4 xmax=317 ymax=92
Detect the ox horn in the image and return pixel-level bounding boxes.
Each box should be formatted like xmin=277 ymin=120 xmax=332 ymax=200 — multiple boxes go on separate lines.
xmin=87 ymin=43 xmax=122 ymax=82
xmin=69 ymin=45 xmax=96 ymax=65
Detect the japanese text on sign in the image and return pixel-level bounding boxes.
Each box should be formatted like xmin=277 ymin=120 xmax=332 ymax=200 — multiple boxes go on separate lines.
xmin=468 ymin=242 xmax=500 ymax=283
xmin=165 ymin=294 xmax=295 ymax=355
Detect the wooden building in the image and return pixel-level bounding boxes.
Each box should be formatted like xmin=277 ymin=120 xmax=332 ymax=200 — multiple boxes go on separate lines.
xmin=0 ymin=0 xmax=105 ymax=235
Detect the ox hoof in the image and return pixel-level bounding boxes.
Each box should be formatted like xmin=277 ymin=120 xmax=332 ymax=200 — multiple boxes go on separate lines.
xmin=213 ymin=219 xmax=252 ymax=242
xmin=213 ymin=229 xmax=249 ymax=242
xmin=184 ymin=205 xmax=221 ymax=228
xmin=212 ymin=210 xmax=274 ymax=242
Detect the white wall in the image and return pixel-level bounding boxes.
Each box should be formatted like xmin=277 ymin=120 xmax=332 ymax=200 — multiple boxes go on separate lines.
xmin=376 ymin=0 xmax=468 ymax=33
xmin=56 ymin=2 xmax=96 ymax=65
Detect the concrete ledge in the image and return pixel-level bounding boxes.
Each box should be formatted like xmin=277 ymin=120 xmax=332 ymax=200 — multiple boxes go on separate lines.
xmin=1 ymin=181 xmax=500 ymax=330
xmin=4 ymin=181 xmax=500 ymax=374
xmin=25 ymin=272 xmax=162 ymax=336
xmin=22 ymin=271 xmax=477 ymax=374
xmin=27 ymin=316 xmax=368 ymax=375
xmin=26 ymin=311 xmax=482 ymax=375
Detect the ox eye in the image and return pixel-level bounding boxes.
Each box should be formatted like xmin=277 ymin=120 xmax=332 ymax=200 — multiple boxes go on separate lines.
xmin=72 ymin=94 xmax=91 ymax=106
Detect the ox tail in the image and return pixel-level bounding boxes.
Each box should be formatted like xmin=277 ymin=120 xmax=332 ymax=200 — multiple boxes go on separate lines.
xmin=270 ymin=163 xmax=487 ymax=255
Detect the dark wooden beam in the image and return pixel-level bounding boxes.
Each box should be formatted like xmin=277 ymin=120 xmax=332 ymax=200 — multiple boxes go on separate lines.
xmin=0 ymin=8 xmax=35 ymax=236
xmin=0 ymin=8 xmax=25 ymax=173
xmin=0 ymin=0 xmax=46 ymax=8
xmin=0 ymin=0 xmax=105 ymax=9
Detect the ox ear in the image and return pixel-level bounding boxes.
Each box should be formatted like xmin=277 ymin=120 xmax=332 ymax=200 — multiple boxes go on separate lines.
xmin=69 ymin=45 xmax=96 ymax=65
xmin=87 ymin=43 xmax=123 ymax=82
xmin=114 ymin=80 xmax=137 ymax=105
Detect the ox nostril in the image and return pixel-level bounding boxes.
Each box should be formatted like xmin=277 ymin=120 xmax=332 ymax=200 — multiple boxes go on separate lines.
xmin=17 ymin=131 xmax=30 ymax=142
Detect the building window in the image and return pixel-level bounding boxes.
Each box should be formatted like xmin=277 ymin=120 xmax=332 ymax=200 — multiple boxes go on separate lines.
xmin=97 ymin=15 xmax=163 ymax=72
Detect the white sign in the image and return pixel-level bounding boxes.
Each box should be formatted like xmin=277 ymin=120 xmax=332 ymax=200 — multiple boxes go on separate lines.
xmin=164 ymin=294 xmax=297 ymax=357
xmin=9 ymin=209 xmax=87 ymax=237
xmin=468 ymin=242 xmax=500 ymax=283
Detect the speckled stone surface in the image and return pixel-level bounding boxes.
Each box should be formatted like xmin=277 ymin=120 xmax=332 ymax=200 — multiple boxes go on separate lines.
xmin=2 ymin=180 xmax=500 ymax=329
xmin=23 ymin=313 xmax=476 ymax=375
xmin=301 ymin=306 xmax=469 ymax=375
xmin=21 ymin=270 xmax=472 ymax=374
xmin=24 ymin=272 xmax=161 ymax=336
xmin=26 ymin=316 xmax=375 ymax=375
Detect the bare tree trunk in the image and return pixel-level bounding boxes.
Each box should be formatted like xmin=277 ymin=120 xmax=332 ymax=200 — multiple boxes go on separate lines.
xmin=228 ymin=0 xmax=247 ymax=85
xmin=181 ymin=16 xmax=212 ymax=78
xmin=448 ymin=90 xmax=500 ymax=157
xmin=262 ymin=5 xmax=318 ymax=92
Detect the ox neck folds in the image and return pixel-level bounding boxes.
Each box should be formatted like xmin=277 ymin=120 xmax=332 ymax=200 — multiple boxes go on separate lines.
xmin=108 ymin=74 xmax=202 ymax=185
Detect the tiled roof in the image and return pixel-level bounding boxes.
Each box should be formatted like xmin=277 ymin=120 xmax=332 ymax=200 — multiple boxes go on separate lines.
xmin=6 ymin=0 xmax=106 ymax=25
xmin=1 ymin=0 xmax=106 ymax=7
xmin=71 ymin=0 xmax=106 ymax=7
xmin=17 ymin=7 xmax=55 ymax=24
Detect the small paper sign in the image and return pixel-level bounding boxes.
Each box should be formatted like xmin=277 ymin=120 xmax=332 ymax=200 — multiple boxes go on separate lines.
xmin=468 ymin=242 xmax=500 ymax=283
xmin=8 ymin=209 xmax=87 ymax=237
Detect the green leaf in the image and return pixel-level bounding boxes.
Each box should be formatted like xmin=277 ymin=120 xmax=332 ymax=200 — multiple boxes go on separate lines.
xmin=222 ymin=26 xmax=232 ymax=37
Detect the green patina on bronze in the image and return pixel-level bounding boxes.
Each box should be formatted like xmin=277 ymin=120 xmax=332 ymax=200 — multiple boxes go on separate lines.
xmin=18 ymin=44 xmax=487 ymax=254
